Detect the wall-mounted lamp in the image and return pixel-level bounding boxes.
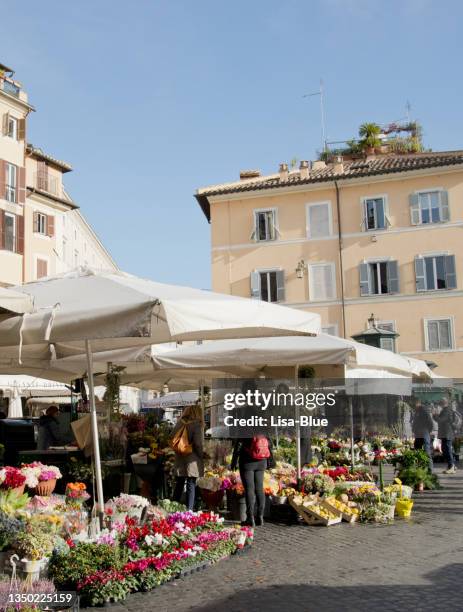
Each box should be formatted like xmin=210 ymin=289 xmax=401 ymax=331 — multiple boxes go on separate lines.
xmin=295 ymin=259 xmax=307 ymax=279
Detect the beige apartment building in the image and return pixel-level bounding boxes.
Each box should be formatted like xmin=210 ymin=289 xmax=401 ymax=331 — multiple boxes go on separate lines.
xmin=196 ymin=151 xmax=463 ymax=377
xmin=0 ymin=61 xmax=116 ymax=287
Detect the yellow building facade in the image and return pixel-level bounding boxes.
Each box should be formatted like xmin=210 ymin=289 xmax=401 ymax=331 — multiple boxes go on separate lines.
xmin=196 ymin=153 xmax=463 ymax=377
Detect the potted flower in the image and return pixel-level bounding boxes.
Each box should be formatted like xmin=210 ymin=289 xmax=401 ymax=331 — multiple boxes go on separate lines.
xmin=22 ymin=462 xmax=62 ymax=496
xmin=0 ymin=466 xmax=26 ymax=494
xmin=14 ymin=526 xmax=54 ymax=579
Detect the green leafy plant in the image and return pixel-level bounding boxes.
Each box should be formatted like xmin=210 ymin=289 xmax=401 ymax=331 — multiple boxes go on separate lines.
xmin=14 ymin=526 xmax=54 ymax=560
xmin=0 ymin=489 xmax=29 ymax=515
xmin=359 ymin=122 xmax=382 ymax=150
xmin=48 ymin=542 xmax=127 ymax=588
xmin=391 ymin=449 xmax=439 ymax=489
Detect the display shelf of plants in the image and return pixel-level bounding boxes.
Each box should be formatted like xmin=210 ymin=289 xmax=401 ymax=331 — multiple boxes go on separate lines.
xmin=0 ymin=460 xmax=253 ymax=610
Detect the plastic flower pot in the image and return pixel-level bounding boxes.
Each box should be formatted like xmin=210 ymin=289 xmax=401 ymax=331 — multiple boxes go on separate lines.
xmin=396 ymin=498 xmax=414 ymax=518
xmin=32 ymin=478 xmax=56 ymax=496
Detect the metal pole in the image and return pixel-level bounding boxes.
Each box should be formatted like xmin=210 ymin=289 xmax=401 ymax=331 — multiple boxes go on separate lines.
xmin=349 ymin=396 xmax=355 ymax=471
xmin=295 ymin=365 xmax=301 ymax=480
xmin=85 ymin=339 xmax=104 ymax=525
xmin=199 ymin=380 xmax=205 ymax=443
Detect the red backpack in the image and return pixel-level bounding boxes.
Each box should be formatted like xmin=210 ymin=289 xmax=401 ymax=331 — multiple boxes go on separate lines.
xmin=247 ymin=436 xmax=270 ymax=460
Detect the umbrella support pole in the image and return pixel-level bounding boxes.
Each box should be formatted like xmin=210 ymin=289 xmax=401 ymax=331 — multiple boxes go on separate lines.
xmin=85 ymin=339 xmax=104 ymax=528
xmin=295 ymin=365 xmax=301 ymax=481
xmin=349 ymin=396 xmax=355 ymax=472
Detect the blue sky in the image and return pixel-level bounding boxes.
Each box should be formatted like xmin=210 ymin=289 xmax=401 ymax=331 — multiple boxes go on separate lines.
xmin=2 ymin=0 xmax=461 ymax=289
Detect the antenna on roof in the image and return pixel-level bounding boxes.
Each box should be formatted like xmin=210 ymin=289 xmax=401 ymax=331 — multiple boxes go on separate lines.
xmin=303 ymin=79 xmax=327 ymax=153
xmin=406 ymin=100 xmax=411 ymax=123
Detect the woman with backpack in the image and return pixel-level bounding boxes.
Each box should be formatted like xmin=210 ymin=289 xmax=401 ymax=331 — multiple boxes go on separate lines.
xmin=171 ymin=404 xmax=204 ymax=510
xmin=231 ymin=435 xmax=275 ymax=527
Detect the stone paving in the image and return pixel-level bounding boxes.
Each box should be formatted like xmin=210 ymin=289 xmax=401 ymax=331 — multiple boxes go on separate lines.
xmin=86 ymin=467 xmax=463 ymax=612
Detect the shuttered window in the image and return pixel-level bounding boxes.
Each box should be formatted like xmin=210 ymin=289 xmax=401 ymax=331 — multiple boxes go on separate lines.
xmin=250 ymin=269 xmax=285 ymax=302
xmin=363 ymin=197 xmax=387 ymax=230
xmin=359 ymin=260 xmax=399 ymax=295
xmin=3 ymin=212 xmax=15 ymax=251
xmin=307 ymin=202 xmax=331 ymax=238
xmin=5 ymin=163 xmax=16 ymax=203
xmin=253 ymin=210 xmax=277 ymax=241
xmin=415 ymin=255 xmax=456 ymax=291
xmin=308 ymin=263 xmax=336 ymax=301
xmin=409 ymin=190 xmax=449 ymax=225
xmin=426 ymin=319 xmax=453 ymax=351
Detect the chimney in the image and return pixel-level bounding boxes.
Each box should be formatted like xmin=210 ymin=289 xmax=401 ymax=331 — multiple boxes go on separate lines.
xmin=279 ymin=163 xmax=289 ymax=181
xmin=299 ymin=160 xmax=311 ymax=179
xmin=312 ymin=160 xmax=326 ymax=171
xmin=239 ymin=169 xmax=261 ymax=180
xmin=333 ymin=156 xmax=344 ymax=174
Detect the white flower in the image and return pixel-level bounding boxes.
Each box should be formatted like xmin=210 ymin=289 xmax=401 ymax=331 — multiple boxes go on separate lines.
xmin=0 ymin=469 xmax=6 ymax=485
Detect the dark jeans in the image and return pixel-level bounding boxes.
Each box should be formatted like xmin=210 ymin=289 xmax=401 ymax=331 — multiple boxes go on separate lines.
xmin=414 ymin=435 xmax=433 ymax=469
xmin=441 ymin=438 xmax=455 ymax=469
xmin=173 ymin=476 xmax=197 ymax=510
xmin=239 ymin=461 xmax=265 ymax=520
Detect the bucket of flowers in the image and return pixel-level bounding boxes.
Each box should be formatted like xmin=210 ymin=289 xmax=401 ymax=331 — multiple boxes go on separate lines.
xmin=0 ymin=466 xmax=27 ymax=495
xmin=198 ymin=472 xmax=227 ymax=510
xmin=22 ymin=462 xmax=62 ymax=496
xmin=105 ymin=493 xmax=149 ymax=523
xmin=65 ymin=482 xmax=91 ymax=508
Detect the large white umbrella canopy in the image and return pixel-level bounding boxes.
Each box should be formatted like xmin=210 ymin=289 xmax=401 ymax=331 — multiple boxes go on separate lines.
xmin=150 ymin=334 xmax=433 ymax=379
xmin=0 ymin=287 xmax=34 ymax=315
xmin=0 ymin=267 xmax=320 ymax=355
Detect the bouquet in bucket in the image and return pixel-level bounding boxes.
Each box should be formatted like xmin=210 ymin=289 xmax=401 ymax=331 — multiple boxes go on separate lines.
xmin=65 ymin=482 xmax=91 ymax=507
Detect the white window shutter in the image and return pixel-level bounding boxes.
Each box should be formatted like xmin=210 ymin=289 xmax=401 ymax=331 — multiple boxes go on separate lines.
xmin=440 ymin=190 xmax=450 ymax=222
xmin=386 ymin=260 xmax=399 ymax=293
xmin=409 ymin=194 xmax=420 ymax=225
xmin=250 ymin=271 xmax=261 ymax=299
xmin=276 ymin=270 xmax=285 ymax=302
xmin=445 ymin=255 xmax=457 ymax=289
xmin=415 ymin=256 xmax=426 ymax=291
xmin=359 ymin=263 xmax=370 ymax=296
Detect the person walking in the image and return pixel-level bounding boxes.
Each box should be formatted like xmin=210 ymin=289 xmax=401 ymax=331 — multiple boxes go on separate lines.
xmin=411 ymin=400 xmax=435 ymax=467
xmin=171 ymin=403 xmax=204 ymax=510
xmin=37 ymin=405 xmax=66 ymax=450
xmin=437 ymin=399 xmax=461 ymax=474
xmin=231 ymin=435 xmax=274 ymax=527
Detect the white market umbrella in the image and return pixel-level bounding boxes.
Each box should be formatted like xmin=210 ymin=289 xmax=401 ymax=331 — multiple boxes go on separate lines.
xmin=0 ymin=287 xmax=34 ymax=315
xmin=0 ymin=267 xmax=321 ymax=515
xmin=8 ymin=388 xmax=23 ymax=418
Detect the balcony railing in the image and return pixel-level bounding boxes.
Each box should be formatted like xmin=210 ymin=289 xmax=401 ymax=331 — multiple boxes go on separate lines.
xmin=33 ymin=172 xmax=62 ymax=198
xmin=0 ymin=76 xmax=20 ymax=98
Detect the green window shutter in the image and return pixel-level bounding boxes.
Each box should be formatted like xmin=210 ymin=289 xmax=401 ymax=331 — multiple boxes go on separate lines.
xmin=250 ymin=271 xmax=261 ymax=299
xmin=276 ymin=270 xmax=285 ymax=302
xmin=445 ymin=255 xmax=457 ymax=289
xmin=440 ymin=190 xmax=450 ymax=222
xmin=387 ymin=260 xmax=399 ymax=293
xmin=409 ymin=193 xmax=420 ymax=225
xmin=415 ymin=256 xmax=426 ymax=292
xmin=359 ymin=263 xmax=370 ymax=296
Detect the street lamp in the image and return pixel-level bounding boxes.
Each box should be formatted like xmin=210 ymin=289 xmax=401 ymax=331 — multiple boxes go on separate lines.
xmin=295 ymin=259 xmax=307 ymax=279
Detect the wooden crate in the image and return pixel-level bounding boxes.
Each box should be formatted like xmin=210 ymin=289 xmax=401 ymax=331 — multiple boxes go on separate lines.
xmin=289 ymin=497 xmax=342 ymax=526
xmin=321 ymin=499 xmax=358 ymax=523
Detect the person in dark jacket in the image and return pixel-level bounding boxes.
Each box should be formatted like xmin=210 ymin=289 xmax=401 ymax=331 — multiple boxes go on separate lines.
xmin=172 ymin=404 xmax=204 ymax=510
xmin=436 ymin=400 xmax=458 ymax=474
xmin=412 ymin=401 xmax=434 ymax=466
xmin=37 ymin=405 xmax=66 ymax=450
xmin=231 ymin=436 xmax=274 ymax=527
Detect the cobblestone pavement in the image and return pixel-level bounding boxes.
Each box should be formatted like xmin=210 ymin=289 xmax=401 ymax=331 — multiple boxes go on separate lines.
xmin=87 ymin=467 xmax=463 ymax=612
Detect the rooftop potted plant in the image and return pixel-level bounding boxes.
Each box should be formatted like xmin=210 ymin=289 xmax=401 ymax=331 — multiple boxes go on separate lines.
xmin=359 ymin=122 xmax=382 ymax=154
